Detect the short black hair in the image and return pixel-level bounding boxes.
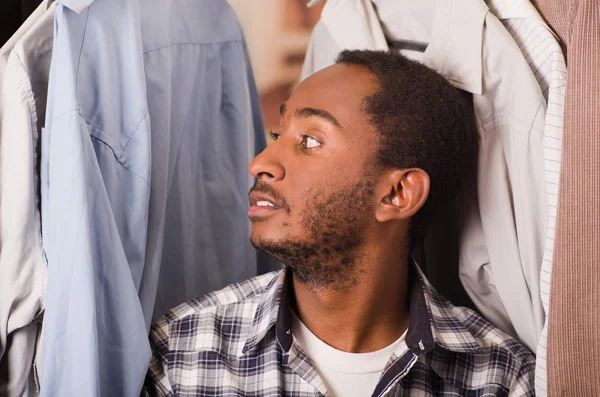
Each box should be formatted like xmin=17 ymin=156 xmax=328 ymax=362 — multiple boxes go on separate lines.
xmin=336 ymin=49 xmax=479 ymax=243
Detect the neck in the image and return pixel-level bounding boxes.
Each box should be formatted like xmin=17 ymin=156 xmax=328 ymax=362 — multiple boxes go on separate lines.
xmin=291 ymin=243 xmax=411 ymax=353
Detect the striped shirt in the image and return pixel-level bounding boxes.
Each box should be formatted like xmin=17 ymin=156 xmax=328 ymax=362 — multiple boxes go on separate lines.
xmin=143 ymin=264 xmax=535 ymax=396
xmin=487 ymin=1 xmax=567 ymax=394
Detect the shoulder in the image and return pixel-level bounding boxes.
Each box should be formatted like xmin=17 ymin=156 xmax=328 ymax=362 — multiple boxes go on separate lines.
xmin=445 ymin=306 xmax=535 ymax=393
xmin=424 ymin=285 xmax=535 ymax=393
xmin=453 ymin=309 xmax=536 ymax=392
xmin=459 ymin=306 xmax=534 ymax=361
xmin=150 ymin=271 xmax=282 ymax=357
xmin=165 ymin=270 xmax=280 ymax=319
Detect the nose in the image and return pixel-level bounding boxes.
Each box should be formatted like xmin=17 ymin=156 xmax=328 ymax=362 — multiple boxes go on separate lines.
xmin=248 ymin=142 xmax=285 ymax=182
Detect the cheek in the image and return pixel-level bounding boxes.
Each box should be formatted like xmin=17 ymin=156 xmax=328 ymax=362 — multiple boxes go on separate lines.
xmin=285 ymin=148 xmax=371 ymax=210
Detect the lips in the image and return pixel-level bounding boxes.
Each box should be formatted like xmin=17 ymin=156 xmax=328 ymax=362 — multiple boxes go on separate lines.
xmin=248 ymin=191 xmax=283 ymax=218
xmin=248 ymin=191 xmax=281 ymax=208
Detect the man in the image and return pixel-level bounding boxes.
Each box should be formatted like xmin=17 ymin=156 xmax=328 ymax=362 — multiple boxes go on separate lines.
xmin=143 ymin=50 xmax=535 ymax=396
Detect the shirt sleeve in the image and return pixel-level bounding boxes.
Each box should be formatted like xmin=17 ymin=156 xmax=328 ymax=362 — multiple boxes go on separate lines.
xmin=508 ymin=352 xmax=536 ymax=397
xmin=0 ymin=51 xmax=46 ymax=397
xmin=143 ymin=320 xmax=175 ymax=397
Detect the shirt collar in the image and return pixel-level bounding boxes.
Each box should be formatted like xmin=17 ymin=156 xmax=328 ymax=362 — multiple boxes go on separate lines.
xmin=485 ymin=0 xmax=559 ymax=40
xmin=57 ymin=0 xmax=95 ymax=13
xmin=241 ymin=270 xmax=288 ymax=355
xmin=241 ymin=269 xmax=297 ymax=355
xmin=314 ymin=0 xmax=486 ymax=95
xmin=486 ymin=0 xmax=544 ymax=20
xmin=413 ymin=264 xmax=481 ymax=354
xmin=241 ymin=260 xmax=481 ymax=358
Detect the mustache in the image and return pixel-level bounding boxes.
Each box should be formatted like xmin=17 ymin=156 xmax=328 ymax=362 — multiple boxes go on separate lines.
xmin=249 ymin=180 xmax=291 ymax=212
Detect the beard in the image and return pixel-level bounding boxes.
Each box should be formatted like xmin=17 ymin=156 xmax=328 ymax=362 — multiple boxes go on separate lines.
xmin=251 ymin=177 xmax=377 ymax=289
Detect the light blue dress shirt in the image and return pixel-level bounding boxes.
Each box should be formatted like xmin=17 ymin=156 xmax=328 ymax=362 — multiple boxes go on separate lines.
xmin=40 ymin=0 xmax=267 ymax=395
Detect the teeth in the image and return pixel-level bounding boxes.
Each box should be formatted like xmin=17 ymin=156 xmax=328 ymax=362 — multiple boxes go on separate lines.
xmin=256 ymin=201 xmax=275 ymax=207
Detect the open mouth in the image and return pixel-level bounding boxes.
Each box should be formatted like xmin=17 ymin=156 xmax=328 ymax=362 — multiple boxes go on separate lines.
xmin=248 ymin=192 xmax=284 ymax=218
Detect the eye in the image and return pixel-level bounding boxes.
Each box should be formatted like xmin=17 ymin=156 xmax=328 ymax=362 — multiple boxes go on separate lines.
xmin=269 ymin=131 xmax=280 ymax=141
xmin=302 ymin=135 xmax=321 ymax=149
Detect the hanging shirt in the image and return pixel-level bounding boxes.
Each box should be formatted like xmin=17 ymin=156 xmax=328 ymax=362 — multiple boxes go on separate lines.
xmin=143 ymin=263 xmax=535 ymax=396
xmin=292 ymin=312 xmax=406 ymax=397
xmin=40 ymin=0 xmax=265 ymax=396
xmin=483 ymin=0 xmax=566 ymax=395
xmin=301 ymin=0 xmax=548 ymax=353
xmin=0 ymin=3 xmax=55 ymax=396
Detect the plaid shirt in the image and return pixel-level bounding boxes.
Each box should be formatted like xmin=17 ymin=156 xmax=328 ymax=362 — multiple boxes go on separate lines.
xmin=143 ymin=264 xmax=535 ymax=396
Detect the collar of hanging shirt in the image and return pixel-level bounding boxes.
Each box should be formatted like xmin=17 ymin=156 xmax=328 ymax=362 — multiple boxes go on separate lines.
xmin=307 ymin=0 xmax=485 ymax=95
xmin=56 ymin=0 xmax=95 ymax=13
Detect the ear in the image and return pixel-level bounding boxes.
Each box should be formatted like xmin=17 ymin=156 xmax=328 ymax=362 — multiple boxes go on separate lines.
xmin=375 ymin=169 xmax=430 ymax=223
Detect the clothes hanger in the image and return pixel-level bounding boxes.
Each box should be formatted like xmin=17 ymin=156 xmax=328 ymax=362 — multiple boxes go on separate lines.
xmin=386 ymin=39 xmax=428 ymax=52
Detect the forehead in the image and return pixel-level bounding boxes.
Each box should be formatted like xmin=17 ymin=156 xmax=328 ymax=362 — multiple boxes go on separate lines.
xmin=285 ymin=64 xmax=379 ymax=123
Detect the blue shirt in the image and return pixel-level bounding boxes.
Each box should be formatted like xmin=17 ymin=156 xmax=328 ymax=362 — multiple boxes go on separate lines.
xmin=40 ymin=0 xmax=266 ymax=396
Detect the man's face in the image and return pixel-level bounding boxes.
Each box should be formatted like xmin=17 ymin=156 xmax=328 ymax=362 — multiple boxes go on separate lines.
xmin=248 ymin=64 xmax=381 ymax=287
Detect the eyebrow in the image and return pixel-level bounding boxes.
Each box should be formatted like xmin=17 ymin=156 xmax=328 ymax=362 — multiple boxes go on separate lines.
xmin=279 ymin=103 xmax=343 ymax=129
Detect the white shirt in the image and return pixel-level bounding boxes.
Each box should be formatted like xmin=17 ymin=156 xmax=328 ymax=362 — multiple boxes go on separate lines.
xmin=292 ymin=312 xmax=407 ymax=397
xmin=0 ymin=3 xmax=55 ymax=396
xmin=302 ymin=0 xmax=549 ymax=354
xmin=485 ymin=1 xmax=566 ymax=395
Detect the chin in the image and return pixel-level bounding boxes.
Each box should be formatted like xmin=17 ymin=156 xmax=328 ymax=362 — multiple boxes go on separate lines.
xmin=250 ymin=226 xmax=300 ymax=257
xmin=249 ymin=234 xmax=275 ymax=259
xmin=250 ymin=224 xmax=272 ymax=246
xmin=249 ymin=219 xmax=307 ymax=254
xmin=250 ymin=218 xmax=288 ymax=241
xmin=250 ymin=229 xmax=279 ymax=249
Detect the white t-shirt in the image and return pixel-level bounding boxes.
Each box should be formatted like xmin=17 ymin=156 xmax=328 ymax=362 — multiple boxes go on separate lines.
xmin=292 ymin=313 xmax=408 ymax=397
